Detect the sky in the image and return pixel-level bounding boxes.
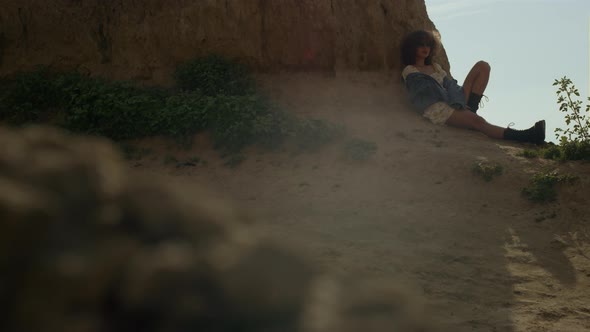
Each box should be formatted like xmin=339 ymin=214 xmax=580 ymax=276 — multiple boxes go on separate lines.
xmin=424 ymin=0 xmax=590 ymax=142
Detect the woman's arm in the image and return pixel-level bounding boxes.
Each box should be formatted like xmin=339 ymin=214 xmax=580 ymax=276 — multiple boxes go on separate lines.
xmin=405 ymin=73 xmax=448 ymax=112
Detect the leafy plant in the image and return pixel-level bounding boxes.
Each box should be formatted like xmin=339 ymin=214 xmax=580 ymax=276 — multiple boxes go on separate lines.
xmin=558 ymin=140 xmax=590 ymax=161
xmin=516 ymin=77 xmax=590 ymax=161
xmin=472 ymin=161 xmax=503 ymax=182
xmin=161 ymin=91 xmax=211 ymax=139
xmin=540 ymin=145 xmax=563 ymax=160
xmin=64 ymin=79 xmax=166 ymax=140
xmin=206 ymin=94 xmax=281 ymax=151
xmin=518 ymin=149 xmax=539 ymax=159
xmin=519 ymin=144 xmax=564 ymax=160
xmin=173 ymin=55 xmax=254 ymax=95
xmin=0 ymin=66 xmax=64 ymax=124
xmin=554 ymin=77 xmax=590 ymax=142
xmin=522 ymin=170 xmax=578 ymax=203
xmin=0 ymin=56 xmax=342 ymax=155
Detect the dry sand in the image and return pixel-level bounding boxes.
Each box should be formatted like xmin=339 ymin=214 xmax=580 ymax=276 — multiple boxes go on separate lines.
xmin=132 ymin=73 xmax=590 ymax=332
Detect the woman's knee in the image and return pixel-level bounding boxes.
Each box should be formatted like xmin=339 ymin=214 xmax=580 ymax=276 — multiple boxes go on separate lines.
xmin=476 ymin=60 xmax=491 ymax=73
xmin=446 ymin=110 xmax=483 ymax=129
xmin=471 ymin=114 xmax=488 ymax=130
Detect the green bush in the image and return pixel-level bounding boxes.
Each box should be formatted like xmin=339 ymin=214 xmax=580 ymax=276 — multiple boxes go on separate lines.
xmin=540 ymin=145 xmax=562 ymax=160
xmin=522 ymin=170 xmax=578 ymax=203
xmin=518 ymin=78 xmax=590 ymax=161
xmin=161 ymin=91 xmax=211 ymax=139
xmin=522 ymin=140 xmax=590 ymax=161
xmin=64 ymin=79 xmax=166 ymax=140
xmin=173 ymin=55 xmax=254 ymax=95
xmin=518 ymin=149 xmax=539 ymax=158
xmin=554 ymin=77 xmax=590 ymax=142
xmin=520 ymin=145 xmax=562 ymax=160
xmin=0 ymin=56 xmax=340 ymax=155
xmin=558 ymin=139 xmax=590 ymax=161
xmin=207 ymin=94 xmax=286 ymax=151
xmin=472 ymin=161 xmax=503 ymax=182
xmin=0 ymin=66 xmax=64 ymax=123
xmin=540 ymin=77 xmax=590 ymax=161
xmin=0 ymin=68 xmax=167 ymax=140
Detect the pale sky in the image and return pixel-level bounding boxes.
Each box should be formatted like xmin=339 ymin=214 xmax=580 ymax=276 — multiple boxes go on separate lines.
xmin=424 ymin=0 xmax=590 ymax=142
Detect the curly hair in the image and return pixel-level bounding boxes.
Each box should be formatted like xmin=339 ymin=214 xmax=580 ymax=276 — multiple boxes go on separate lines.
xmin=401 ymin=30 xmax=437 ymax=66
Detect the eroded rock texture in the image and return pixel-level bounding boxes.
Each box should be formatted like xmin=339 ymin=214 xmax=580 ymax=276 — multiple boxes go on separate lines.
xmin=0 ymin=0 xmax=448 ymax=81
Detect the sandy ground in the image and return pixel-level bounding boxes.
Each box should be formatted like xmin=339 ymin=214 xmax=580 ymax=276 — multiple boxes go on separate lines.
xmin=131 ymin=73 xmax=590 ymax=331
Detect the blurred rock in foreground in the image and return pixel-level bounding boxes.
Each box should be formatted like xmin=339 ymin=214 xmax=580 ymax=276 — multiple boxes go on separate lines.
xmin=0 ymin=125 xmax=434 ymax=332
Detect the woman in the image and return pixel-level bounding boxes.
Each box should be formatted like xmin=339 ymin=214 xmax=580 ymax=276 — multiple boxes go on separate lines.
xmin=401 ymin=30 xmax=545 ymax=144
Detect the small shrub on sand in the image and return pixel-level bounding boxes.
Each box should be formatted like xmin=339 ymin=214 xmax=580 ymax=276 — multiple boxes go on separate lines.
xmin=522 ymin=170 xmax=578 ymax=203
xmin=472 ymin=161 xmax=503 ymax=182
xmin=519 ymin=141 xmax=590 ymax=162
xmin=558 ymin=140 xmax=590 ymax=160
xmin=540 ymin=144 xmax=563 ymax=160
xmin=518 ymin=149 xmax=540 ymax=159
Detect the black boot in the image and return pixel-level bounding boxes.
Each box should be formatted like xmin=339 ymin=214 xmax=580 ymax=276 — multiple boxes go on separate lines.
xmin=467 ymin=93 xmax=483 ymax=113
xmin=503 ymin=120 xmax=546 ymax=145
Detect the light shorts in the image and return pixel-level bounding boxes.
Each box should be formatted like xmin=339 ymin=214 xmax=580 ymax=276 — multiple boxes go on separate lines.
xmin=423 ymin=102 xmax=455 ymax=125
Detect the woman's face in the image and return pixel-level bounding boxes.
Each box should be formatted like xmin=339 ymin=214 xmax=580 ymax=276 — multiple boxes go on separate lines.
xmin=415 ymin=41 xmax=431 ymax=60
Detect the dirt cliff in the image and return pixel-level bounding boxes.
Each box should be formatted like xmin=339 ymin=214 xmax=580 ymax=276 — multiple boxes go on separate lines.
xmin=0 ymin=0 xmax=448 ymax=82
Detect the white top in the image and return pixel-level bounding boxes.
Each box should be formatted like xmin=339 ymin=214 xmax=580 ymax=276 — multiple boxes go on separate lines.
xmin=401 ymin=63 xmax=456 ymax=125
xmin=401 ymin=63 xmax=447 ymax=85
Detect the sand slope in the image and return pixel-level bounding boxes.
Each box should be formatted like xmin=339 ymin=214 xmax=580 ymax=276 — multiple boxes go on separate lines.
xmin=134 ymin=73 xmax=590 ymax=332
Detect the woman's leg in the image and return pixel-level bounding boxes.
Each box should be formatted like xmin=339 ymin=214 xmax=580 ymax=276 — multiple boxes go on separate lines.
xmin=445 ymin=110 xmax=505 ymax=139
xmin=445 ymin=110 xmax=546 ymax=144
xmin=462 ymin=60 xmax=491 ymax=101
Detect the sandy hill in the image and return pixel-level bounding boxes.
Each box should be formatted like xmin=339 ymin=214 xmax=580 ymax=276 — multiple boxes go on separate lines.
xmin=132 ymin=72 xmax=590 ymax=331
xmin=2 ymin=0 xmax=590 ymax=330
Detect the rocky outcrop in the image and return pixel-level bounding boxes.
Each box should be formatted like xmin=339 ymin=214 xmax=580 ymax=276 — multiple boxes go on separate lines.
xmin=0 ymin=125 xmax=435 ymax=332
xmin=0 ymin=0 xmax=448 ymax=83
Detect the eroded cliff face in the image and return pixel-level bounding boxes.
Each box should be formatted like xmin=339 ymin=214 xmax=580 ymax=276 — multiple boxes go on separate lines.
xmin=0 ymin=0 xmax=448 ymax=83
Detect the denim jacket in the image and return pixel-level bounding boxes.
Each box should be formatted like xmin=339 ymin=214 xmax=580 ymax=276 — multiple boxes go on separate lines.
xmin=404 ymin=72 xmax=467 ymax=113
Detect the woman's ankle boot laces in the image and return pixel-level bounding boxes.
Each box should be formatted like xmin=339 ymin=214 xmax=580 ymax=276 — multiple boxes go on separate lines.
xmin=467 ymin=93 xmax=487 ymax=113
